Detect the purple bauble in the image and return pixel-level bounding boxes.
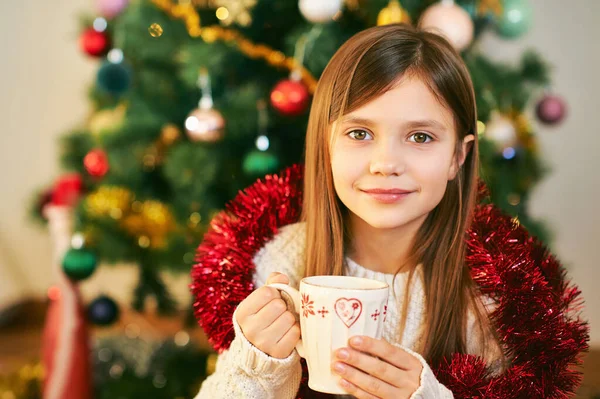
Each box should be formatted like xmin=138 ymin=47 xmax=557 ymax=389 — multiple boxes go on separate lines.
xmin=536 ymin=94 xmax=567 ymax=125
xmin=96 ymin=0 xmax=129 ymax=18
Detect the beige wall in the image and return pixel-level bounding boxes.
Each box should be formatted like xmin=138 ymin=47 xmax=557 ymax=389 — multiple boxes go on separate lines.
xmin=1 ymin=1 xmax=598 ymax=344
xmin=1 ymin=0 xmax=95 ymax=303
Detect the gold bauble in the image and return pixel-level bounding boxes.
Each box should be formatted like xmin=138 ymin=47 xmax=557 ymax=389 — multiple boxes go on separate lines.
xmin=148 ymin=23 xmax=164 ymax=37
xmin=377 ymin=0 xmax=411 ymax=26
xmin=188 ymin=211 xmax=202 ymax=227
xmin=508 ymin=193 xmax=521 ymax=206
xmin=511 ymin=111 xmax=537 ymax=152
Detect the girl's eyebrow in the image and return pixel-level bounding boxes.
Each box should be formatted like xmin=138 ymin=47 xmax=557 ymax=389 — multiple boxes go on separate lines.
xmin=340 ymin=116 xmax=378 ymax=127
xmin=404 ymin=119 xmax=448 ymax=132
xmin=340 ymin=116 xmax=447 ymax=132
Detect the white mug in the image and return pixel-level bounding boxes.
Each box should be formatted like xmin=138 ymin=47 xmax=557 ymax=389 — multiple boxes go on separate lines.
xmin=270 ymin=275 xmax=389 ymax=394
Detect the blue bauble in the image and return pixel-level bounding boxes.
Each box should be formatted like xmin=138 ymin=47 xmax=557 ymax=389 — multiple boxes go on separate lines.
xmin=97 ymin=61 xmax=132 ymax=95
xmin=88 ymin=295 xmax=120 ymax=326
xmin=495 ymin=0 xmax=532 ymax=39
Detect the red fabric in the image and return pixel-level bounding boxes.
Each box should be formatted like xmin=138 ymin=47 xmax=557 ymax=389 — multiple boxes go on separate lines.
xmin=190 ymin=165 xmax=589 ymax=399
xmin=42 ymin=283 xmax=92 ymax=399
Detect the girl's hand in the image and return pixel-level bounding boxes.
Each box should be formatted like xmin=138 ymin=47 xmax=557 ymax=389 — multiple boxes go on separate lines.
xmin=332 ymin=336 xmax=423 ymax=399
xmin=235 ymin=272 xmax=301 ymax=359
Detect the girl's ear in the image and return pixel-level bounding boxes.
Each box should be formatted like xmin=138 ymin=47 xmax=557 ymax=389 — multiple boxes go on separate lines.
xmin=448 ymin=134 xmax=475 ymax=180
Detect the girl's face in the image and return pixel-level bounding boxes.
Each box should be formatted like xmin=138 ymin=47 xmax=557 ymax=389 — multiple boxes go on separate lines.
xmin=330 ymin=76 xmax=474 ymax=231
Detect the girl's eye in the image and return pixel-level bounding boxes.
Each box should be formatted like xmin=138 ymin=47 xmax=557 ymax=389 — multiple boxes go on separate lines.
xmin=409 ymin=132 xmax=433 ymax=144
xmin=347 ymin=129 xmax=373 ymax=141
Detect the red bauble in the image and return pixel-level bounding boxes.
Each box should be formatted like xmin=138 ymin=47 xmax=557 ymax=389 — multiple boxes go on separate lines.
xmin=79 ymin=28 xmax=110 ymax=57
xmin=270 ymin=79 xmax=310 ymax=116
xmin=51 ymin=174 xmax=84 ymax=206
xmin=536 ymin=94 xmax=567 ymax=125
xmin=84 ymin=149 xmax=110 ymax=178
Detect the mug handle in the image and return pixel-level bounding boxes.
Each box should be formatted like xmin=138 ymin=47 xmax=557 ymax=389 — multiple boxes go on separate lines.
xmin=267 ymin=283 xmax=305 ymax=358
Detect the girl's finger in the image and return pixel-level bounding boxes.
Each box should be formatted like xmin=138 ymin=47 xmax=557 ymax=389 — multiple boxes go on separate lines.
xmin=349 ymin=336 xmax=421 ymax=371
xmin=236 ymin=286 xmax=281 ymax=319
xmin=249 ymin=297 xmax=287 ymax=330
xmin=266 ymin=272 xmax=289 ymax=285
xmin=273 ymin=321 xmax=301 ymax=357
xmin=258 ymin=311 xmax=297 ymax=357
xmin=332 ymin=361 xmax=395 ymax=398
xmin=338 ymin=379 xmax=379 ymax=399
xmin=333 ymin=347 xmax=403 ymax=388
xmin=262 ymin=312 xmax=296 ymax=344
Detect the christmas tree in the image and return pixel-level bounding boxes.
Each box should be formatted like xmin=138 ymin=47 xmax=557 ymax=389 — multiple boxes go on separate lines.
xmin=29 ymin=0 xmax=567 ymax=397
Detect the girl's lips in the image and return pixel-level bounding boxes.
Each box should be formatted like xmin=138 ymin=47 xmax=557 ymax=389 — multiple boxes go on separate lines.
xmin=362 ymin=190 xmax=413 ymax=204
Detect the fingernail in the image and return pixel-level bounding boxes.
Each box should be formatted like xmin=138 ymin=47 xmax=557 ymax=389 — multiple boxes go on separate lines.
xmin=350 ymin=336 xmax=363 ymax=346
xmin=334 ymin=362 xmax=346 ymax=373
xmin=337 ymin=349 xmax=349 ymax=360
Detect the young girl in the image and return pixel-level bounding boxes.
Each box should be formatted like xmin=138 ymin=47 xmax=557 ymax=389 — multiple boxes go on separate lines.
xmin=191 ymin=24 xmax=587 ymax=399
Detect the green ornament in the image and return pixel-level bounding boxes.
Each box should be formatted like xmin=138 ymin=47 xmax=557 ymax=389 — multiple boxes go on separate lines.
xmin=62 ymin=248 xmax=97 ymax=281
xmin=242 ymin=150 xmax=279 ymax=176
xmin=494 ymin=0 xmax=532 ymax=39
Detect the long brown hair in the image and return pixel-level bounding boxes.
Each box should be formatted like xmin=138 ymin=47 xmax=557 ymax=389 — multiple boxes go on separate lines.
xmin=301 ymin=24 xmax=502 ymax=367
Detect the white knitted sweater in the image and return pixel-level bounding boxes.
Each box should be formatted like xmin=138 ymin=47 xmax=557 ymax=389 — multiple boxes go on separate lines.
xmin=195 ymin=222 xmax=499 ymax=399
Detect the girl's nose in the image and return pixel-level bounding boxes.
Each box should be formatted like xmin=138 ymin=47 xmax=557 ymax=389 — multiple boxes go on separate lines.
xmin=369 ymin=142 xmax=405 ymax=176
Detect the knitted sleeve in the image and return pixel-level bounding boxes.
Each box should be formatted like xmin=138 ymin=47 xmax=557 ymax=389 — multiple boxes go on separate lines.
xmin=194 ymin=223 xmax=307 ymax=399
xmin=401 ymin=346 xmax=454 ymax=399
xmin=194 ymin=308 xmax=302 ymax=399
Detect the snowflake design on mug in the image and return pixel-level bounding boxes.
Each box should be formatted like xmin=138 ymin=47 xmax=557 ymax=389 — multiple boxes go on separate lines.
xmin=301 ymin=293 xmax=315 ymax=318
xmin=317 ymin=306 xmax=329 ymax=318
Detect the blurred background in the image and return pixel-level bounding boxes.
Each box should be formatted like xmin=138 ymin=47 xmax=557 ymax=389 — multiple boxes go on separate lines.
xmin=1 ymin=0 xmax=598 ymax=397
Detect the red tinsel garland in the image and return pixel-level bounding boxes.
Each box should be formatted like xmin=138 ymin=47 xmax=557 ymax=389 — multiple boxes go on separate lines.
xmin=190 ymin=165 xmax=589 ymax=399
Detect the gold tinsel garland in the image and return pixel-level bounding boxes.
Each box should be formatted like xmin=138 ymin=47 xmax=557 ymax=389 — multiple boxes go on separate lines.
xmin=150 ymin=0 xmax=318 ymax=93
xmin=85 ymin=186 xmax=177 ymax=249
xmin=0 ymin=362 xmax=43 ymax=398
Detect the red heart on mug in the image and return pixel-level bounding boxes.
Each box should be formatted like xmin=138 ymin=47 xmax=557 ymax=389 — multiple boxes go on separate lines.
xmin=334 ymin=298 xmax=363 ymax=328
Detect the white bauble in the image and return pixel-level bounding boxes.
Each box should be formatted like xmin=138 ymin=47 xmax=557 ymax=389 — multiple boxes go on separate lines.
xmin=485 ymin=111 xmax=518 ymax=150
xmin=419 ymin=0 xmax=474 ymax=52
xmin=299 ymin=0 xmax=343 ymax=23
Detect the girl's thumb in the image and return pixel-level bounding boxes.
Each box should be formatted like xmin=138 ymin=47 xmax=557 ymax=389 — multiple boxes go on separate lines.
xmin=266 ymin=272 xmax=289 ymax=285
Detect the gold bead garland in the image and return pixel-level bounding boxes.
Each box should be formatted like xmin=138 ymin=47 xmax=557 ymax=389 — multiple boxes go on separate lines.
xmin=150 ymin=0 xmax=317 ymax=93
